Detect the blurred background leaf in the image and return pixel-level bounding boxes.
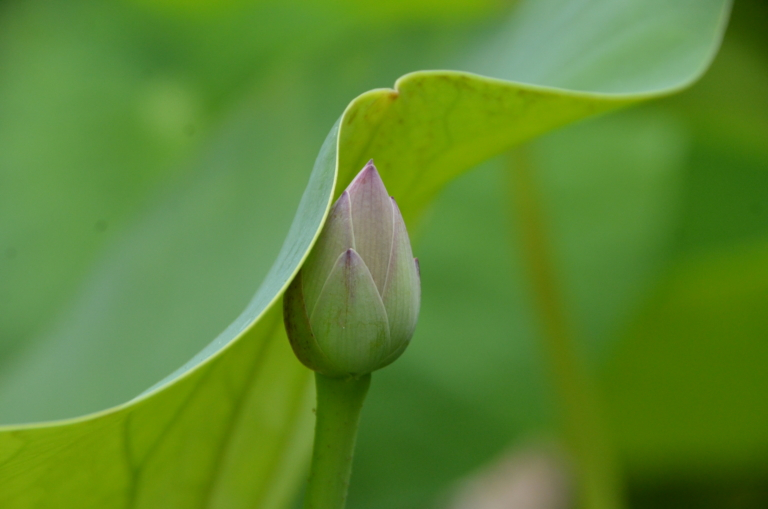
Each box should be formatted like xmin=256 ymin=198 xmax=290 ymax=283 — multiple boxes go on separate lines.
xmin=0 ymin=0 xmax=750 ymax=508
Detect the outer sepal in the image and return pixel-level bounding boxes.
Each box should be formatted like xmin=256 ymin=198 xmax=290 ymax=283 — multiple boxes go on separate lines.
xmin=309 ymin=249 xmax=391 ymax=376
xmin=283 ymin=271 xmax=343 ymax=377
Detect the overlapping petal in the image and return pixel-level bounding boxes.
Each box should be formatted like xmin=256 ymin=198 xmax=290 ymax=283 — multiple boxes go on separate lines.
xmin=309 ymin=249 xmax=391 ymax=375
xmin=302 ymin=191 xmax=356 ymax=314
xmin=380 ymin=198 xmax=420 ymax=362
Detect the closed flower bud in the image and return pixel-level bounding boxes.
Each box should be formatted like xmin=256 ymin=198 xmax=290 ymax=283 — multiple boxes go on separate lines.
xmin=284 ymin=160 xmax=421 ymax=378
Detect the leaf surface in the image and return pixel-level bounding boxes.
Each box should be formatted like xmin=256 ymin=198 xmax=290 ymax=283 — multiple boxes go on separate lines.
xmin=0 ymin=0 xmax=730 ymax=507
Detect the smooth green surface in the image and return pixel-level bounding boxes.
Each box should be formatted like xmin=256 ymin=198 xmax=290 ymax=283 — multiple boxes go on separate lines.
xmin=606 ymin=241 xmax=768 ymax=478
xmin=601 ymin=10 xmax=768 ymax=485
xmin=305 ymin=374 xmax=371 ymax=509
xmin=0 ymin=0 xmax=731 ymax=507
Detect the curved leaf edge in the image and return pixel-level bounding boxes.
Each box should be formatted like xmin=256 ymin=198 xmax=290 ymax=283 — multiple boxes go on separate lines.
xmin=0 ymin=115 xmax=344 ymax=431
xmin=0 ymin=3 xmax=732 ymax=429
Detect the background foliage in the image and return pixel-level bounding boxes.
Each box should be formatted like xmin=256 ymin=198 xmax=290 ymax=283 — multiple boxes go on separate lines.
xmin=1 ymin=0 xmax=764 ymax=508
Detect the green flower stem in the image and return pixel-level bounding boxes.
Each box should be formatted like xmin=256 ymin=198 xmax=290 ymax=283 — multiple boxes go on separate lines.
xmin=507 ymin=149 xmax=624 ymax=509
xmin=304 ymin=373 xmax=371 ymax=509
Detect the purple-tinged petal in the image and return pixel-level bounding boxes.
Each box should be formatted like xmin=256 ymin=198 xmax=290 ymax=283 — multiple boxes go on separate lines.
xmin=302 ymin=191 xmax=355 ymax=314
xmin=345 ymin=160 xmax=394 ymax=294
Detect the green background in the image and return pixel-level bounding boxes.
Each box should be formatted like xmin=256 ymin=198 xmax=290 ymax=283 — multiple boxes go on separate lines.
xmin=1 ymin=0 xmax=764 ymax=507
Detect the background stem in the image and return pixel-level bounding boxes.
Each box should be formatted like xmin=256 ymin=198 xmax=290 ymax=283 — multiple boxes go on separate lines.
xmin=304 ymin=373 xmax=371 ymax=509
xmin=506 ymin=149 xmax=624 ymax=509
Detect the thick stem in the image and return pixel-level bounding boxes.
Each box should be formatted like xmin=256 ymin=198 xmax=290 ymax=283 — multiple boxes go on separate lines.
xmin=506 ymin=149 xmax=624 ymax=509
xmin=304 ymin=373 xmax=371 ymax=509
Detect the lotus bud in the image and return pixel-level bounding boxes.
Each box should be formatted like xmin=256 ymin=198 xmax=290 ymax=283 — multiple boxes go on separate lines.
xmin=284 ymin=160 xmax=421 ymax=378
